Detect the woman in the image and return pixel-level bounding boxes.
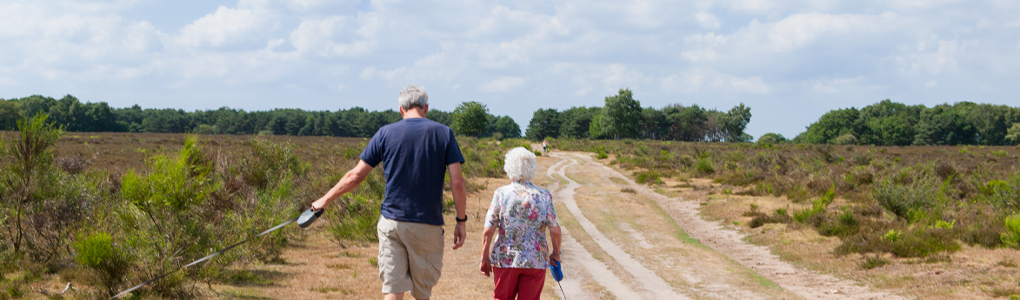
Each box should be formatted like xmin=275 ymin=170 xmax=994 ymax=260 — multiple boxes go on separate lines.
xmin=480 ymin=147 xmax=562 ymax=300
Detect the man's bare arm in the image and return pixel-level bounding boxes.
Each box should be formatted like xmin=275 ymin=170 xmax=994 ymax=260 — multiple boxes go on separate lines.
xmin=311 ymin=160 xmax=374 ymax=210
xmin=448 ymin=162 xmax=467 ymax=220
xmin=449 ymin=162 xmax=468 ymax=249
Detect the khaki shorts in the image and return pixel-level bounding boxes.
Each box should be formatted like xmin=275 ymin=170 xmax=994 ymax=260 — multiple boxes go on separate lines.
xmin=377 ymin=216 xmax=445 ymax=299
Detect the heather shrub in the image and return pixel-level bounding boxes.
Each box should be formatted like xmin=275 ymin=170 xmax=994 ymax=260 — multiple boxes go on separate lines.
xmin=873 ymin=165 xmax=949 ymax=224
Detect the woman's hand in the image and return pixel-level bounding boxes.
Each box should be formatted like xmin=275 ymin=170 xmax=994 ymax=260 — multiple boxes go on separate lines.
xmin=479 ymin=259 xmax=492 ymax=277
xmin=548 ymin=252 xmax=561 ymax=266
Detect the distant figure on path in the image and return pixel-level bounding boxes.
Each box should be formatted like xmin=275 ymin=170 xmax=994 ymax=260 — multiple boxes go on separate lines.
xmin=312 ymin=85 xmax=468 ymax=300
xmin=479 ymin=147 xmax=562 ymax=300
xmin=542 ymin=140 xmax=548 ymax=153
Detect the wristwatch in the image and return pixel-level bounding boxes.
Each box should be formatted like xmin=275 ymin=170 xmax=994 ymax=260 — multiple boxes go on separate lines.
xmin=456 ymin=215 xmax=468 ymax=223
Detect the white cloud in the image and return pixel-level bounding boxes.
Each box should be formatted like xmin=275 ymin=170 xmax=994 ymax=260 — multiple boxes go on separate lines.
xmin=289 ymin=13 xmax=380 ymax=57
xmin=696 ymin=12 xmax=721 ymax=29
xmin=2 ymin=0 xmax=1020 ymax=139
xmin=176 ymin=6 xmax=264 ymax=48
xmin=662 ymin=68 xmax=770 ymax=94
xmin=479 ymin=76 xmax=527 ymax=92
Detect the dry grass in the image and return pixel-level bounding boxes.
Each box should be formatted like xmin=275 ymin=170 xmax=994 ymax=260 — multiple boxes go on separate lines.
xmin=555 ymin=139 xmax=1020 ymax=299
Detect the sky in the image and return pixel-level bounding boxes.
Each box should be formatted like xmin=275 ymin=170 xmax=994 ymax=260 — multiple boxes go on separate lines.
xmin=2 ymin=0 xmax=1019 ymax=139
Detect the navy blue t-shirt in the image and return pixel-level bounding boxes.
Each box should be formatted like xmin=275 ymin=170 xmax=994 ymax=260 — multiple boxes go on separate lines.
xmin=360 ymin=118 xmax=465 ymax=225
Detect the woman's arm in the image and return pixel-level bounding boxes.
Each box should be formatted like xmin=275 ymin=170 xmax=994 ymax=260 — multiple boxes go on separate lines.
xmin=479 ymin=226 xmax=496 ymax=276
xmin=548 ymin=226 xmax=562 ymax=264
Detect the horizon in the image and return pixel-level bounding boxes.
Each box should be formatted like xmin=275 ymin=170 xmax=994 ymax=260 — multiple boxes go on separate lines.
xmin=3 ymin=1 xmax=1019 ymax=138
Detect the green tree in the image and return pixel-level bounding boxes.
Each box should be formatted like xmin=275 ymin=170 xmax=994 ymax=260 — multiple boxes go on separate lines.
xmin=526 ymin=108 xmax=561 ymax=140
xmin=588 ymin=114 xmax=607 ymax=139
xmin=913 ymin=104 xmax=969 ymax=145
xmin=639 ymin=107 xmax=668 ymax=140
xmin=452 ymin=101 xmax=489 ymax=137
xmin=0 ymin=100 xmax=21 ymax=130
xmin=491 ymin=116 xmax=521 ymax=139
xmin=721 ymin=103 xmax=752 ymax=142
xmin=1006 ymin=123 xmax=1020 ymax=145
xmin=559 ymin=107 xmax=599 ymax=139
xmin=663 ymin=104 xmax=708 ymax=141
xmin=858 ymin=100 xmax=922 ymax=146
xmin=601 ymin=88 xmax=641 ymax=139
xmin=757 ymin=133 xmax=788 ymax=144
xmin=802 ymin=107 xmax=863 ymax=144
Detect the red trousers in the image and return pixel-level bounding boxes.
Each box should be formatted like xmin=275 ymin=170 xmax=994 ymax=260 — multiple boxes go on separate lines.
xmin=493 ymin=267 xmax=546 ymax=300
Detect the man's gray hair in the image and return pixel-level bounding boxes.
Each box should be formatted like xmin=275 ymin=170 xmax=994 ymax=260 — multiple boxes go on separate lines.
xmin=399 ymin=85 xmax=429 ymax=109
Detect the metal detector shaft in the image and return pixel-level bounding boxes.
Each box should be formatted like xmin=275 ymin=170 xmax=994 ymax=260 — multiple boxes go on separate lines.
xmin=109 ymin=215 xmax=301 ymax=299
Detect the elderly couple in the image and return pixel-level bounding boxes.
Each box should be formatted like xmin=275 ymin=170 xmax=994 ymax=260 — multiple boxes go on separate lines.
xmin=311 ymin=85 xmax=562 ymax=300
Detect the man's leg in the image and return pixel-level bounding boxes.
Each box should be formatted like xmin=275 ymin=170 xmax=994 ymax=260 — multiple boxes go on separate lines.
xmin=378 ymin=217 xmax=413 ymax=298
xmin=404 ymin=221 xmax=444 ymax=300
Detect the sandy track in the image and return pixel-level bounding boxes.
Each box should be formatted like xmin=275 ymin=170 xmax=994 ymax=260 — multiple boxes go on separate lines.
xmin=567 ymin=152 xmax=907 ymax=300
xmin=547 ymin=156 xmax=682 ymax=299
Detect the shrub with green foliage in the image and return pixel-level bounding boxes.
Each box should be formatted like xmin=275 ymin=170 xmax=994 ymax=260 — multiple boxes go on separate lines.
xmin=873 ymin=165 xmax=949 ymax=224
xmin=1002 ymin=214 xmax=1020 ymax=249
xmin=695 ymin=158 xmax=715 ymax=174
xmin=119 ymin=136 xmax=226 ymax=295
xmin=794 ymin=185 xmax=835 ymax=223
xmin=73 ymin=232 xmax=132 ymax=296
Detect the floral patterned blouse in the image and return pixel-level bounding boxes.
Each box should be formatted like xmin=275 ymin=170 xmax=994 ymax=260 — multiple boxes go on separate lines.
xmin=485 ymin=180 xmax=560 ymax=269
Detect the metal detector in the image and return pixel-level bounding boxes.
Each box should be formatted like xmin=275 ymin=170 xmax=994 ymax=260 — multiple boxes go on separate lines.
xmin=110 ymin=206 xmax=325 ymax=299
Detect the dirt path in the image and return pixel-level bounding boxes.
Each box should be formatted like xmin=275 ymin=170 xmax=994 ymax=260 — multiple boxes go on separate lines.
xmin=547 ymin=155 xmax=687 ymax=299
xmin=204 ymin=150 xmax=905 ymax=300
xmin=563 ymin=151 xmax=907 ymax=300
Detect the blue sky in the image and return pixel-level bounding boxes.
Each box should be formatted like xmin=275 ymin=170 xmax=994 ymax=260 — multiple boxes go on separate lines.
xmin=2 ymin=0 xmax=1019 ymax=138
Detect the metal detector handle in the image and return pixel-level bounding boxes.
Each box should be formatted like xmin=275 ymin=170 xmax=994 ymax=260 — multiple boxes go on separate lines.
xmin=297 ymin=207 xmax=324 ymax=228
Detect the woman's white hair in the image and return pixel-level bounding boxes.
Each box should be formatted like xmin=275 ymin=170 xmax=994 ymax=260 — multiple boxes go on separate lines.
xmin=398 ymin=85 xmax=429 ymax=109
xmin=503 ymin=147 xmax=537 ymax=181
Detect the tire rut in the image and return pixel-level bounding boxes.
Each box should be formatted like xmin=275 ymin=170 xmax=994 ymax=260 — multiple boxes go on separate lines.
xmin=570 ymin=152 xmax=907 ymax=300
xmin=548 ymin=154 xmax=688 ymax=299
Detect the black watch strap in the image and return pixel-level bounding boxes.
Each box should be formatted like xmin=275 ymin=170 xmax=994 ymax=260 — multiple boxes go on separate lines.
xmin=456 ymin=215 xmax=468 ymax=223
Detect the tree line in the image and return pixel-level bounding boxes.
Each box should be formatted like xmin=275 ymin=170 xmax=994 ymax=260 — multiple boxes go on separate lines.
xmin=525 ymin=89 xmax=753 ymax=142
xmin=7 ymin=92 xmax=1017 ymax=146
xmin=0 ymin=95 xmax=521 ymax=139
xmin=791 ymin=99 xmax=1020 ymax=146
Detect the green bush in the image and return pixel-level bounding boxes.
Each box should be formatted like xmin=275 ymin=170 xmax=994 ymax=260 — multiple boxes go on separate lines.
xmin=794 ymin=185 xmax=834 ymax=223
xmin=635 ymin=170 xmax=661 ymax=184
xmin=119 ymin=136 xmax=225 ymax=295
xmin=873 ymin=165 xmax=949 ymax=224
xmin=2 ymin=113 xmax=63 ymax=258
xmin=241 ymin=138 xmax=306 ymax=188
xmin=986 ymin=175 xmax=1020 ymax=212
xmin=1001 ymin=214 xmax=1020 ymax=249
xmin=860 ymin=255 xmax=888 ymax=270
xmin=73 ymin=232 xmax=132 ymax=296
xmin=328 ymin=195 xmax=382 ymax=247
xmin=831 ymin=134 xmax=858 ymax=145
xmin=695 ymin=159 xmax=715 ymax=174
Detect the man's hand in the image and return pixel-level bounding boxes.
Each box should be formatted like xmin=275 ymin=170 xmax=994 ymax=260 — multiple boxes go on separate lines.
xmin=310 ymin=197 xmax=328 ymax=211
xmin=479 ymin=259 xmax=492 ymax=277
xmin=453 ymin=222 xmax=466 ymax=250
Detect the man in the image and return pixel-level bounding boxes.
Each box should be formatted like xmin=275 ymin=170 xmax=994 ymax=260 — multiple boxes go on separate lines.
xmin=311 ymin=85 xmax=468 ymax=300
